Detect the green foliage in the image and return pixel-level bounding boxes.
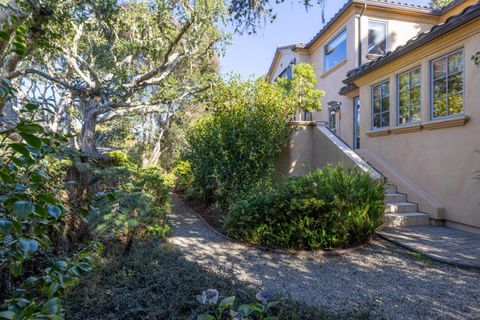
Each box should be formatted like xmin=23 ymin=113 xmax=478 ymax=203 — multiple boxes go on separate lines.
xmin=172 ymin=160 xmax=195 ymax=192
xmin=223 ymin=165 xmax=385 ymax=250
xmin=107 ymin=150 xmax=135 ymax=168
xmin=197 ymin=289 xmax=281 ymax=320
xmin=87 ymin=164 xmax=171 ymax=250
xmin=185 ymin=65 xmax=323 ymax=205
xmin=65 ymin=241 xmax=367 ymax=320
xmin=0 ymin=102 xmax=100 ymax=318
xmin=276 ymin=64 xmax=324 ymax=113
xmin=429 ymin=0 xmax=454 ymax=9
xmin=97 ymin=119 xmax=136 ymax=151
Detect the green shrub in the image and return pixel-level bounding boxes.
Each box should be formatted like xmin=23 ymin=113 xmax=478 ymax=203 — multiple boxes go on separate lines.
xmin=87 ymin=164 xmax=171 ymax=252
xmin=172 ymin=160 xmax=194 ymax=192
xmin=185 ymin=65 xmax=324 ymax=205
xmin=0 ymin=103 xmax=100 ymax=318
xmin=137 ymin=165 xmax=170 ymax=204
xmin=223 ymin=165 xmax=385 ymax=250
xmin=107 ymin=150 xmax=135 ymax=168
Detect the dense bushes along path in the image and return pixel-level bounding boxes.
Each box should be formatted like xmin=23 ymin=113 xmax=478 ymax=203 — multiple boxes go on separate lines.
xmin=168 ymin=195 xmax=480 ymax=320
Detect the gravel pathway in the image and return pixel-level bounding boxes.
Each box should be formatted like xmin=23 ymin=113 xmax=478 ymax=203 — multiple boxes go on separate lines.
xmin=168 ymin=195 xmax=480 ymax=320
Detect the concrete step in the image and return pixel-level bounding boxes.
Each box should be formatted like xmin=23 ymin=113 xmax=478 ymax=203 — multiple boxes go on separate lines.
xmin=385 ymin=185 xmax=397 ymax=193
xmin=385 ymin=193 xmax=407 ymax=203
xmin=385 ymin=202 xmax=418 ymax=213
xmin=384 ymin=212 xmax=430 ymax=227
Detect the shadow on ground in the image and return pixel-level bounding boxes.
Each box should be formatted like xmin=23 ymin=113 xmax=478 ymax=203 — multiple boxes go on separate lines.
xmin=65 ymin=240 xmax=371 ymax=320
xmin=168 ymin=195 xmax=480 ymax=320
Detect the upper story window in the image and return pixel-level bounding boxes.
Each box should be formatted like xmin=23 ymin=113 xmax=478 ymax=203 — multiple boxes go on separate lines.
xmin=398 ymin=67 xmax=421 ymax=125
xmin=324 ymin=29 xmax=347 ymax=72
xmin=278 ymin=66 xmax=293 ymax=80
xmin=431 ymin=49 xmax=464 ymax=119
xmin=277 ymin=58 xmax=296 ymax=81
xmin=368 ymin=20 xmax=387 ymax=56
xmin=371 ymin=80 xmax=390 ymax=129
xmin=275 ymin=58 xmax=297 ymax=81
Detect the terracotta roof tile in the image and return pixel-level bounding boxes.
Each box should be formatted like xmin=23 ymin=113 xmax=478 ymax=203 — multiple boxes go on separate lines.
xmin=344 ymin=1 xmax=480 ymax=82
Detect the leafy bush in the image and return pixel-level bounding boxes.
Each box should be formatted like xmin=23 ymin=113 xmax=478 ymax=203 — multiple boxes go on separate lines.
xmin=172 ymin=160 xmax=195 ymax=192
xmin=223 ymin=166 xmax=385 ymax=250
xmin=107 ymin=150 xmax=135 ymax=168
xmin=0 ymin=103 xmax=101 ymax=318
xmin=185 ymin=64 xmax=324 ymax=205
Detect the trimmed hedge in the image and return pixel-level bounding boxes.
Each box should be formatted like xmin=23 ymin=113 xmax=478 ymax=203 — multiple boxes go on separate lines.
xmin=223 ymin=165 xmax=385 ymax=250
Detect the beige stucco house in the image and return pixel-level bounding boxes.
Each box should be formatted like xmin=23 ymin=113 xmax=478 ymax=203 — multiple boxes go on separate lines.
xmin=268 ymin=0 xmax=480 ymax=233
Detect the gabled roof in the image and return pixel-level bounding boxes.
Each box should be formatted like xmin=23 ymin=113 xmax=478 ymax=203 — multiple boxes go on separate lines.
xmin=267 ymin=0 xmax=450 ymax=80
xmin=304 ymin=0 xmax=440 ymax=49
xmin=266 ymin=43 xmax=305 ymax=81
xmin=266 ymin=0 xmax=470 ymax=81
xmin=343 ymin=1 xmax=480 ymax=83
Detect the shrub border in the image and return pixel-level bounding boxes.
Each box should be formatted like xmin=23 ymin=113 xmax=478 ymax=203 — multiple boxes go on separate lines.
xmin=174 ymin=194 xmax=372 ymax=258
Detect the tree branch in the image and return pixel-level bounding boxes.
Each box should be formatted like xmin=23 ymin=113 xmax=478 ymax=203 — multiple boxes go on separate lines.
xmin=128 ymin=16 xmax=195 ymax=88
xmin=22 ymin=68 xmax=77 ymax=91
xmin=62 ymin=23 xmax=96 ymax=88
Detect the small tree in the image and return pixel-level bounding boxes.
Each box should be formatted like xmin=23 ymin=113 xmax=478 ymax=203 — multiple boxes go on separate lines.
xmin=185 ymin=64 xmax=324 ymax=205
xmin=430 ymin=0 xmax=454 ymax=9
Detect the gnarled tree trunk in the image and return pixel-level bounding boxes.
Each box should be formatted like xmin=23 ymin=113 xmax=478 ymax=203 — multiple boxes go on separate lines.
xmin=80 ymin=100 xmax=100 ymax=156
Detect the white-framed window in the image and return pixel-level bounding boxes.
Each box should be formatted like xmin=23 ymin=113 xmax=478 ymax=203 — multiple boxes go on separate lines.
xmin=397 ymin=67 xmax=421 ymax=125
xmin=368 ymin=20 xmax=387 ymax=56
xmin=431 ymin=49 xmax=464 ymax=119
xmin=371 ymin=80 xmax=390 ymax=129
xmin=324 ymin=29 xmax=347 ymax=72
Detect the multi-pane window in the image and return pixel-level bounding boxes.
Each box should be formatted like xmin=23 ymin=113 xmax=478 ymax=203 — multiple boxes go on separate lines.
xmin=431 ymin=49 xmax=464 ymax=118
xmin=324 ymin=29 xmax=347 ymax=72
xmin=368 ymin=20 xmax=387 ymax=56
xmin=398 ymin=68 xmax=421 ymax=125
xmin=371 ymin=80 xmax=390 ymax=129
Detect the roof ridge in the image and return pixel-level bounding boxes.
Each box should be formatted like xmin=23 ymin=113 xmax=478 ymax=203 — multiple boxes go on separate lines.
xmin=367 ymin=0 xmax=432 ymax=9
xmin=276 ymin=43 xmax=306 ymax=50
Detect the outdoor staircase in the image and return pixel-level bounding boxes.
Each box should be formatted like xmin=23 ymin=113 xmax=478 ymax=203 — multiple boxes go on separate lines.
xmin=383 ymin=184 xmax=430 ymax=227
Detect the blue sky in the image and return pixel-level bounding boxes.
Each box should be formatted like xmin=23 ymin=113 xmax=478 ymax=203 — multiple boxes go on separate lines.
xmin=220 ymin=0 xmax=430 ymax=78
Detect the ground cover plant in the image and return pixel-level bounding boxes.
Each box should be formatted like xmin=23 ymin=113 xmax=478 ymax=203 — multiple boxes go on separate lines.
xmin=223 ymin=166 xmax=385 ymax=250
xmin=0 ymin=96 xmax=172 ymax=318
xmin=85 ymin=159 xmax=172 ymax=253
xmin=64 ymin=240 xmax=372 ymax=320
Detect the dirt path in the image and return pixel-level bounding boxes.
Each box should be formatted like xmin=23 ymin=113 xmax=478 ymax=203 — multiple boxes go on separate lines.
xmin=168 ymin=194 xmax=480 ymax=320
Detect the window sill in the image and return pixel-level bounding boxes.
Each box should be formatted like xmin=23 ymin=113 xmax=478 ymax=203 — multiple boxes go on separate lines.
xmin=423 ymin=115 xmax=469 ymax=130
xmin=391 ymin=123 xmax=422 ymax=134
xmin=366 ymin=129 xmax=390 ymax=137
xmin=320 ymin=60 xmax=347 ymax=79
